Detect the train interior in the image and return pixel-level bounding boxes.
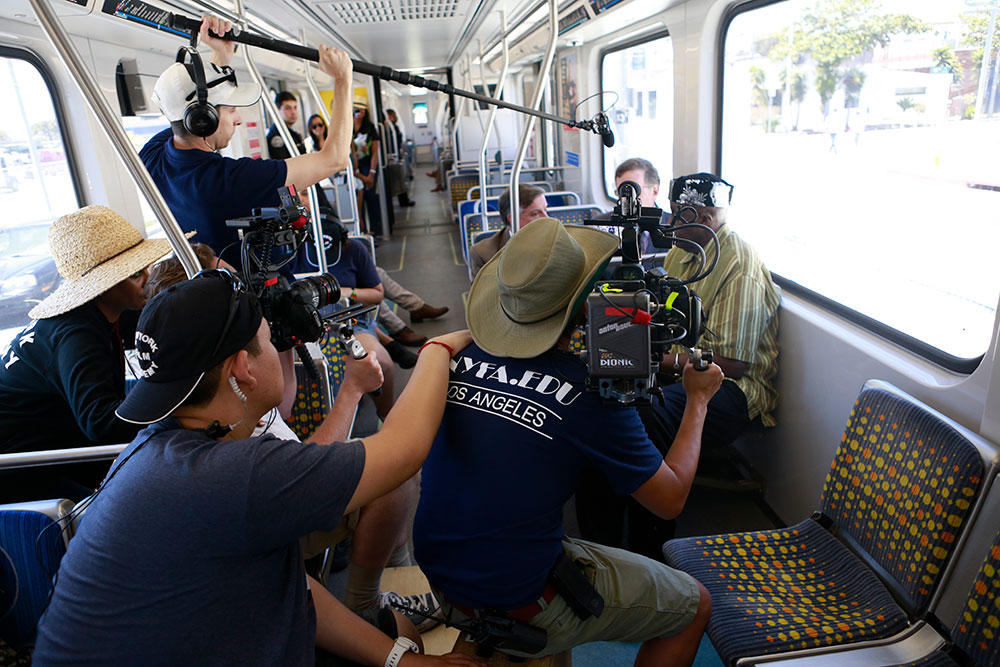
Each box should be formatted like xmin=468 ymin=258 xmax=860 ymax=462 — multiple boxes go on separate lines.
xmin=1 ymin=0 xmax=1000 ymax=664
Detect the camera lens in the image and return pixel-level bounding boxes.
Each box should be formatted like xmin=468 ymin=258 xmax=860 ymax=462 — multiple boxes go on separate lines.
xmin=289 ymin=273 xmax=340 ymax=309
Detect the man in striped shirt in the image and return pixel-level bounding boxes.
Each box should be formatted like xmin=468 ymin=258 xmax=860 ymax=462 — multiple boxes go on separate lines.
xmin=577 ymin=172 xmax=780 ymax=559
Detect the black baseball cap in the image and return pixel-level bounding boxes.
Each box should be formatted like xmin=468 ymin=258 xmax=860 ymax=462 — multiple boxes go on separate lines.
xmin=116 ymin=271 xmax=263 ymax=425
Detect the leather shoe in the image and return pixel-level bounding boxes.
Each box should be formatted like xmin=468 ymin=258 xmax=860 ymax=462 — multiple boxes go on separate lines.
xmin=410 ymin=304 xmax=449 ymax=323
xmin=392 ymin=326 xmax=427 ymax=347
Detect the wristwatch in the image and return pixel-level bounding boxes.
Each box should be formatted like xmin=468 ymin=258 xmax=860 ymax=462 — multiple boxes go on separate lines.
xmin=384 ymin=636 xmax=418 ymax=667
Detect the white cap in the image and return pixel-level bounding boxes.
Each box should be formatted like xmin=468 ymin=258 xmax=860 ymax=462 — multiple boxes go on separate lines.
xmin=152 ymin=61 xmax=262 ymax=123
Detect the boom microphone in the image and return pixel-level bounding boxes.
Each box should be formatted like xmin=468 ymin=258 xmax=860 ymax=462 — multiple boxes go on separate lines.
xmin=108 ymin=1 xmax=615 ymax=144
xmin=594 ymin=112 xmax=615 ymax=148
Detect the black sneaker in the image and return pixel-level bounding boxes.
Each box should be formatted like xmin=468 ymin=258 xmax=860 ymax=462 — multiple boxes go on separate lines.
xmin=385 ymin=340 xmax=418 ymax=369
xmin=379 ymin=591 xmax=443 ymax=632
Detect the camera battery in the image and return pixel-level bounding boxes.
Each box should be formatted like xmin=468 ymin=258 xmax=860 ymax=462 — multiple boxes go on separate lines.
xmin=585 ymin=292 xmax=651 ymax=378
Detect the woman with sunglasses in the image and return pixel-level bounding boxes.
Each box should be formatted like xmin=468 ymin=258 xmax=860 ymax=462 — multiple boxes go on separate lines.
xmin=308 ymin=113 xmax=328 ymax=152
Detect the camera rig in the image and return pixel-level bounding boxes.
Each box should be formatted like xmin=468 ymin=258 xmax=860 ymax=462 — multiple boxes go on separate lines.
xmin=225 ymin=186 xmax=375 ymax=375
xmin=583 ymin=181 xmax=720 ymax=404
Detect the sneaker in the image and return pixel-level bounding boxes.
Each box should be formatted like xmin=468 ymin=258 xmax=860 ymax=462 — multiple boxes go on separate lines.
xmin=379 ymin=591 xmax=443 ymax=632
xmin=385 ymin=340 xmax=419 ymax=369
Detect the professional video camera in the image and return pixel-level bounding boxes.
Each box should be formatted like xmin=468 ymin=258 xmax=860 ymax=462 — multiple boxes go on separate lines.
xmin=226 ymin=185 xmax=369 ymax=354
xmin=583 ymin=181 xmax=720 ymax=404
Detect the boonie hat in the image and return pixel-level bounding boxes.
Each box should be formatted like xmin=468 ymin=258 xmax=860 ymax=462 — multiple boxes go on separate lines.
xmin=116 ymin=271 xmax=263 ymax=425
xmin=29 ymin=206 xmax=183 ymax=320
xmin=467 ymin=218 xmax=619 ymax=358
xmin=152 ymin=61 xmax=262 ymax=123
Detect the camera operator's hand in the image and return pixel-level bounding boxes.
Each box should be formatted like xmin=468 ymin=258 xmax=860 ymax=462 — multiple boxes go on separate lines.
xmin=343 ymin=350 xmax=383 ymax=395
xmin=422 ymin=330 xmax=473 ymax=358
xmin=317 ymin=44 xmax=353 ymax=86
xmin=681 ymin=361 xmax=723 ymax=404
xmin=200 ymin=15 xmax=235 ymax=68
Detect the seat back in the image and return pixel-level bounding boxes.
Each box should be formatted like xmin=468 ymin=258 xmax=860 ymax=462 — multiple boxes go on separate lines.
xmin=448 ymin=174 xmax=480 ymax=210
xmin=462 ymin=211 xmax=505 ymax=265
xmin=820 ymin=380 xmax=993 ymax=613
xmin=0 ymin=499 xmax=74 ymax=650
xmin=544 ymin=205 xmax=603 ymax=226
xmin=288 ymin=349 xmax=332 ymax=441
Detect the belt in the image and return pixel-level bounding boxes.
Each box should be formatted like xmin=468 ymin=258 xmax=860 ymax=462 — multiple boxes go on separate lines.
xmin=445 ymin=582 xmax=558 ymax=623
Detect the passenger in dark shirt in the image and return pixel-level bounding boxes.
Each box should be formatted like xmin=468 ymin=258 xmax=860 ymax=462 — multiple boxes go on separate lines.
xmin=266 ymin=91 xmax=332 ymax=210
xmin=0 ymin=205 xmax=180 ymax=502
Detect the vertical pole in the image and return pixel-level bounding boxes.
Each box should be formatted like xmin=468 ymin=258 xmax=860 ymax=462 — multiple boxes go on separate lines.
xmin=372 ymin=77 xmax=392 ymax=239
xmin=301 ymin=28 xmax=361 ymax=236
xmin=975 ymin=0 xmax=999 ymax=119
xmin=510 ymin=0 xmax=558 ymax=234
xmin=477 ymin=11 xmax=510 ymax=234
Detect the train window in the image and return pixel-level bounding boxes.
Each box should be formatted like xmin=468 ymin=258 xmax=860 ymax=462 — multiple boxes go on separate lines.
xmin=413 ymin=102 xmax=429 ymax=126
xmin=0 ymin=51 xmax=80 ymax=348
xmin=600 ymin=31 xmax=673 ymax=199
xmin=122 ymin=115 xmax=171 ymax=238
xmin=720 ymin=0 xmax=999 ymax=368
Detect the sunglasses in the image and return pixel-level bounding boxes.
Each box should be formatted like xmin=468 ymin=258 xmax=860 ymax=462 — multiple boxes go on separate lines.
xmin=310 ymin=123 xmax=325 ymax=130
xmin=194 ymin=268 xmax=248 ymax=358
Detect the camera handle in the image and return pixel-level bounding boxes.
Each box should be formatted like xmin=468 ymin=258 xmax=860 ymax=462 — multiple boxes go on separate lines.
xmin=688 ymin=348 xmax=714 ymax=371
xmin=335 ymin=322 xmax=383 ymax=397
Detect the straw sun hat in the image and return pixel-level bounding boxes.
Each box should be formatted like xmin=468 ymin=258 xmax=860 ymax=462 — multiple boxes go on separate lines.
xmin=28 ymin=205 xmax=191 ymax=320
xmin=467 ymin=218 xmax=619 ymax=358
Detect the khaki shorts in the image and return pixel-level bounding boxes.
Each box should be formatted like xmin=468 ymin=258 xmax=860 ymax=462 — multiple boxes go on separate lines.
xmin=442 ymin=536 xmax=701 ymax=657
xmin=300 ymin=509 xmax=360 ymax=560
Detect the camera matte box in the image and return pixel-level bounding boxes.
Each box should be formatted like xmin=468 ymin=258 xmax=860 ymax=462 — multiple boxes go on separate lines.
xmin=585 ymin=292 xmax=651 ymax=378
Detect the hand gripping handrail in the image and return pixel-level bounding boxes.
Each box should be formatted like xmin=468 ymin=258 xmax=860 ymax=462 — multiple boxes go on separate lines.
xmin=510 ymin=0 xmax=558 ymax=234
xmin=28 ymin=0 xmax=201 ymax=278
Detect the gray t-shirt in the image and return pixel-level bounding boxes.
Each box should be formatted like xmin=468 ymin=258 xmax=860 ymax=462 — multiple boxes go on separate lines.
xmin=33 ymin=418 xmax=365 ymax=666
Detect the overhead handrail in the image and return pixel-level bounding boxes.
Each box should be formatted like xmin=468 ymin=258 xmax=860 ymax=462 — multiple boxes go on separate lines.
xmin=477 ymin=11 xmax=510 ymax=236
xmin=301 ymin=28 xmax=362 ymax=236
xmin=235 ymin=0 xmax=327 ymax=274
xmin=510 ymin=0 xmax=558 ymax=234
xmin=0 ymin=444 xmax=128 ymax=471
xmin=28 ymin=0 xmax=201 ymax=277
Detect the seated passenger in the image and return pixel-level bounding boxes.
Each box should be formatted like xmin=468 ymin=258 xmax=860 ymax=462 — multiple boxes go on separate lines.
xmin=576 ymin=172 xmax=781 ymax=559
xmin=32 ymin=272 xmax=478 ymax=666
xmin=596 ymin=158 xmax=670 ymax=259
xmin=413 ymin=219 xmax=722 ymax=665
xmin=375 ymin=266 xmax=448 ymax=348
xmin=0 ymin=206 xmax=178 ymax=503
xmin=468 ymin=184 xmax=547 ymax=277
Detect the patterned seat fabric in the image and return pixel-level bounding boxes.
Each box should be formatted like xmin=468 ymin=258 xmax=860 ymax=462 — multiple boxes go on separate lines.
xmin=664 ymin=519 xmax=910 ymax=664
xmin=287 ymin=341 xmax=348 ymax=440
xmin=821 ymin=387 xmax=985 ymax=611
xmin=0 ymin=509 xmax=67 ymax=649
xmin=888 ymin=525 xmax=1000 ymax=667
xmin=567 ymin=328 xmax=585 ymax=353
xmin=449 ymin=175 xmax=478 ymax=210
xmin=664 ymin=385 xmax=986 ymax=666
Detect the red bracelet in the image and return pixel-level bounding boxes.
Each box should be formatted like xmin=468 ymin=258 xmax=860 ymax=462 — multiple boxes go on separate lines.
xmin=418 ymin=340 xmax=455 ymax=356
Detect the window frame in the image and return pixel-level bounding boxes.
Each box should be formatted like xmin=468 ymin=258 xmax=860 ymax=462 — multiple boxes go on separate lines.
xmin=714 ymin=0 xmax=983 ymax=374
xmin=0 ymin=45 xmax=85 ymax=209
xmin=599 ymin=27 xmax=671 ymax=201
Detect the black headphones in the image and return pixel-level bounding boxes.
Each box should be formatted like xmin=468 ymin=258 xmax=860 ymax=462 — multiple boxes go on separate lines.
xmin=176 ymin=46 xmax=219 ymax=138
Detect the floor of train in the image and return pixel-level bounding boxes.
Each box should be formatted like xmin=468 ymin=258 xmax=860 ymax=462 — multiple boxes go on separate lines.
xmin=336 ymin=168 xmax=781 ymax=663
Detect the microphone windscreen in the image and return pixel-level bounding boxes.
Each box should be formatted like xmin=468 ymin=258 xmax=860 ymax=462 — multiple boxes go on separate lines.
xmin=602 ymin=129 xmax=615 ymax=148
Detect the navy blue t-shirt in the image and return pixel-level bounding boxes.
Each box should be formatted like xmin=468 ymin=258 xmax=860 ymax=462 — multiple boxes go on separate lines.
xmin=139 ymin=128 xmax=287 ymax=262
xmin=413 ymin=344 xmax=663 ymax=610
xmin=33 ymin=419 xmax=365 ymax=666
xmin=328 ymin=238 xmax=380 ymax=289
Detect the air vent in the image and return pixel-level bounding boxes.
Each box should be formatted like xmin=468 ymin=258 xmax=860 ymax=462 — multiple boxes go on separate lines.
xmin=321 ymin=0 xmax=459 ymax=24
